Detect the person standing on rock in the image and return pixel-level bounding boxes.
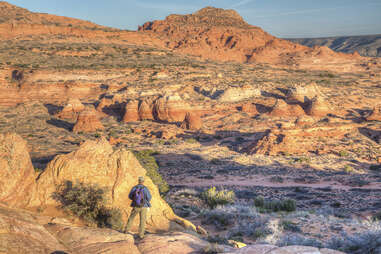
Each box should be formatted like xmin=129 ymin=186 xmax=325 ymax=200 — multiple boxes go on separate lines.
xmin=124 ymin=176 xmax=152 ymax=239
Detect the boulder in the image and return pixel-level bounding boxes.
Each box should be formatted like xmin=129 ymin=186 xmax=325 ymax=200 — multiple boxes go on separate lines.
xmin=181 ymin=112 xmax=202 ymax=130
xmin=366 ymin=106 xmax=381 ymax=121
xmin=306 ymin=96 xmax=332 ymax=117
xmin=241 ymin=103 xmax=258 ymax=114
xmin=217 ymin=86 xmax=261 ymax=103
xmin=123 ymin=100 xmax=140 ymax=122
xmin=269 ymin=99 xmax=305 ymax=117
xmin=136 ymin=232 xmax=209 ymax=254
xmin=139 ymin=99 xmax=155 ymax=120
xmin=55 ymin=98 xmax=85 ymax=121
xmin=45 ymin=223 xmax=139 ymax=254
xmin=154 ymin=94 xmax=190 ymax=122
xmin=72 ymin=106 xmax=104 ymax=133
xmin=226 ymin=245 xmax=345 ymax=254
xmin=30 ymin=137 xmax=192 ymax=233
xmin=0 ymin=133 xmax=36 ymax=208
xmin=286 ymin=83 xmax=320 ymax=106
xmin=0 ymin=204 xmax=69 ymax=254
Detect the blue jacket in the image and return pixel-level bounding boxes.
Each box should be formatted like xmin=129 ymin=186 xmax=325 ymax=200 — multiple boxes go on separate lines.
xmin=128 ymin=184 xmax=152 ymax=207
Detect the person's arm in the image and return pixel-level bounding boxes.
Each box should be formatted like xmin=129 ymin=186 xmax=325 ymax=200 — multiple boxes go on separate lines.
xmin=145 ymin=187 xmax=152 ymax=202
xmin=128 ymin=186 xmax=136 ymax=200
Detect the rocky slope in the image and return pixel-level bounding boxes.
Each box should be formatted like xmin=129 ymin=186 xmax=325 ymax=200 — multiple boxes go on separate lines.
xmin=138 ymin=6 xmax=363 ymax=70
xmin=288 ymin=34 xmax=381 ymax=57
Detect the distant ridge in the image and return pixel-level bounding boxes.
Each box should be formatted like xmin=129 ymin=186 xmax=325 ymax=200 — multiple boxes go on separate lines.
xmin=287 ymin=34 xmax=381 ymax=57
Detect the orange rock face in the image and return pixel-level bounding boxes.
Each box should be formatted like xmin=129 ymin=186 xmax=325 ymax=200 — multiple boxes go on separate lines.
xmin=139 ymin=100 xmax=155 ymax=120
xmin=0 ymin=133 xmax=36 ymax=208
xmin=241 ymin=103 xmax=259 ymax=114
xmin=306 ymin=96 xmax=332 ymax=117
xmin=55 ymin=98 xmax=85 ymax=121
xmin=154 ymin=94 xmax=190 ymax=122
xmin=181 ymin=112 xmax=202 ymax=130
xmin=139 ymin=7 xmax=361 ymax=66
xmin=72 ymin=107 xmax=104 ymax=133
xmin=123 ymin=100 xmax=140 ymax=123
xmin=269 ymin=99 xmax=305 ymax=117
xmin=366 ymin=106 xmax=381 ymax=121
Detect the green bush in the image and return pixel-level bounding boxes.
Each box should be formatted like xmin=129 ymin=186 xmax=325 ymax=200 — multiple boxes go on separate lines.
xmin=202 ymin=187 xmax=235 ymax=209
xmin=133 ymin=150 xmax=169 ymax=194
xmin=254 ymin=196 xmax=296 ymax=213
xmin=52 ymin=181 xmax=123 ymax=231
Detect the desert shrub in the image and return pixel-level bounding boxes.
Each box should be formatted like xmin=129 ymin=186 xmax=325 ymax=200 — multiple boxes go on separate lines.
xmin=202 ymin=243 xmax=224 ymax=253
xmin=228 ymin=215 xmax=272 ymax=240
xmin=327 ymin=230 xmax=381 ymax=254
xmin=373 ymin=211 xmax=381 ymax=221
xmin=369 ymin=165 xmax=381 ymax=172
xmin=277 ymin=234 xmax=323 ymax=248
xmin=202 ymin=187 xmax=235 ymax=209
xmin=201 ymin=204 xmax=258 ymax=229
xmin=280 ymin=220 xmax=302 ymax=232
xmin=185 ymin=138 xmax=198 ymax=144
xmin=133 ymin=150 xmax=169 ymax=194
xmin=254 ymin=196 xmax=296 ymax=213
xmin=52 ymin=181 xmax=123 ymax=231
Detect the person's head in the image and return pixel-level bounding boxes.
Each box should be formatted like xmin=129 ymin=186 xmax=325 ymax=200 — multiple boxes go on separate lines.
xmin=138 ymin=176 xmax=144 ymax=184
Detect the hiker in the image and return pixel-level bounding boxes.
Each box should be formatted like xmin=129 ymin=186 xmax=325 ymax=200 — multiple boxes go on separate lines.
xmin=124 ymin=176 xmax=152 ymax=239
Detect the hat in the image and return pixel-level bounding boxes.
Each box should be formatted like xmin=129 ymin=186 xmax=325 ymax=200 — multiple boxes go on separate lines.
xmin=138 ymin=176 xmax=144 ymax=183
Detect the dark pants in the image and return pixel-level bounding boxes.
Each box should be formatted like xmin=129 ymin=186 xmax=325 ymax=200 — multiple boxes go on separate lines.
xmin=125 ymin=207 xmax=148 ymax=238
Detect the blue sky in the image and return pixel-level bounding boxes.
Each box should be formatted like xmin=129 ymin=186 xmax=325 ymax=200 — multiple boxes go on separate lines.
xmin=5 ymin=0 xmax=381 ymax=38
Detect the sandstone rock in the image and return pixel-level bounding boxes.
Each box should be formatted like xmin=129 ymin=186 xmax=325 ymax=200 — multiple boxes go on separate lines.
xmin=30 ymin=137 xmax=192 ymax=233
xmin=73 ymin=106 xmax=104 ymax=133
xmin=0 ymin=204 xmax=69 ymax=254
xmin=241 ymin=103 xmax=258 ymax=114
xmin=243 ymin=130 xmax=286 ymax=156
xmin=0 ymin=133 xmax=36 ymax=208
xmin=45 ymin=223 xmax=139 ymax=254
xmin=154 ymin=94 xmax=190 ymax=122
xmin=286 ymin=83 xmax=320 ymax=106
xmin=295 ymin=115 xmax=317 ymax=127
xmin=226 ymin=244 xmax=277 ymax=254
xmin=139 ymin=99 xmax=155 ymax=120
xmin=136 ymin=232 xmax=208 ymax=254
xmin=267 ymin=245 xmax=320 ymax=254
xmin=217 ymin=86 xmax=261 ymax=103
xmin=123 ymin=99 xmax=140 ymax=122
xmin=366 ymin=106 xmax=381 ymax=121
xmin=181 ymin=112 xmax=202 ymax=130
xmin=55 ymin=98 xmax=85 ymax=120
xmin=306 ymin=96 xmax=332 ymax=117
xmin=269 ymin=99 xmax=305 ymax=117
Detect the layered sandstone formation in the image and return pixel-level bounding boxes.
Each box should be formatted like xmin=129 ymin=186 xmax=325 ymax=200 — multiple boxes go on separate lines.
xmin=181 ymin=112 xmax=202 ymax=130
xmin=286 ymin=83 xmax=320 ymax=106
xmin=154 ymin=94 xmax=190 ymax=122
xmin=55 ymin=98 xmax=85 ymax=121
xmin=244 ymin=123 xmax=357 ymax=155
xmin=269 ymin=99 xmax=305 ymax=117
xmin=366 ymin=106 xmax=381 ymax=121
xmin=241 ymin=103 xmax=259 ymax=114
xmin=139 ymin=99 xmax=155 ymax=120
xmin=139 ymin=7 xmax=361 ymax=66
xmin=217 ymin=86 xmax=261 ymax=103
xmin=0 ymin=133 xmax=36 ymax=208
xmin=306 ymin=96 xmax=332 ymax=117
xmin=72 ymin=106 xmax=104 ymax=133
xmin=123 ymin=99 xmax=140 ymax=122
xmin=0 ymin=133 xmax=194 ymax=233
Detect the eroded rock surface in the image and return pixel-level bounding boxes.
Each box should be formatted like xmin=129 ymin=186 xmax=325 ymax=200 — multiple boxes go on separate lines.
xmin=0 ymin=133 xmax=36 ymax=208
xmin=72 ymin=106 xmax=104 ymax=133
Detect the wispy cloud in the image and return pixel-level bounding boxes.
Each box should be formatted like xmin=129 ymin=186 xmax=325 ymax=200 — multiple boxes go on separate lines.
xmin=230 ymin=0 xmax=254 ymax=8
